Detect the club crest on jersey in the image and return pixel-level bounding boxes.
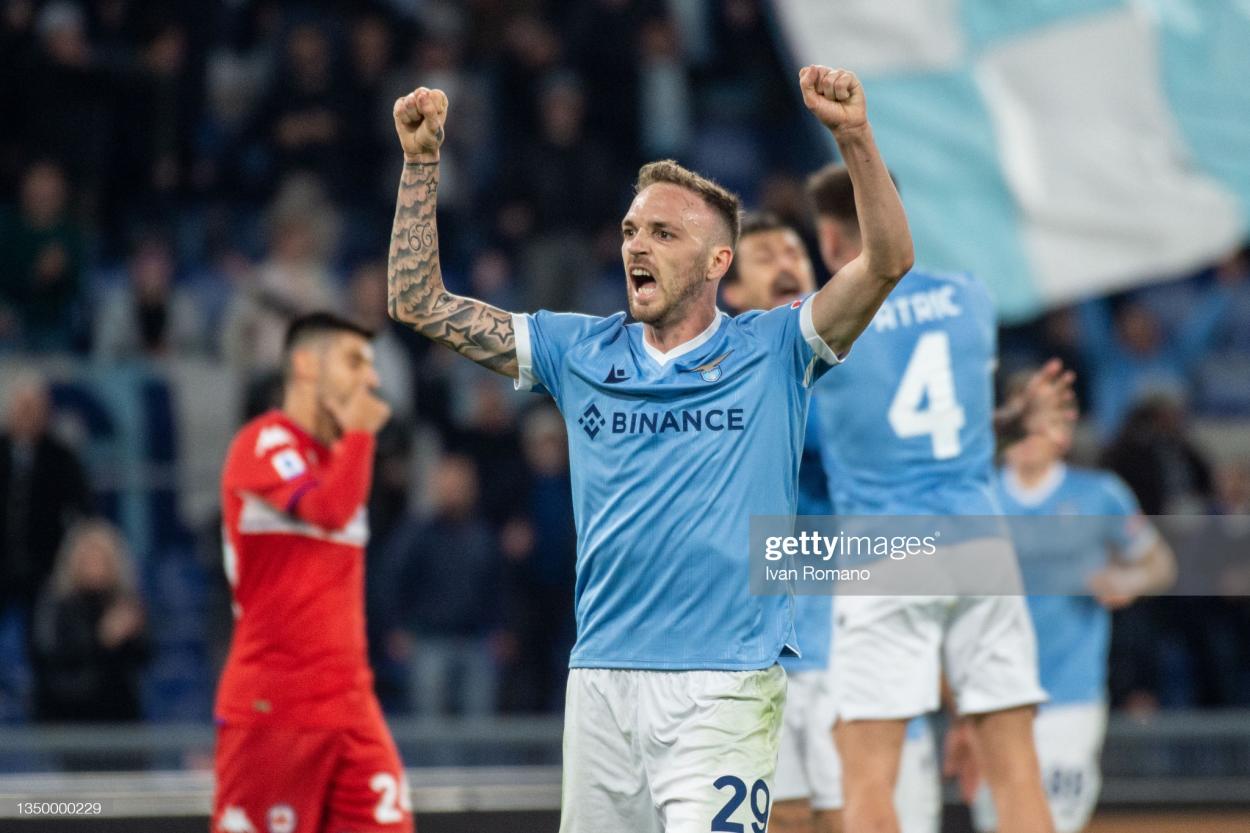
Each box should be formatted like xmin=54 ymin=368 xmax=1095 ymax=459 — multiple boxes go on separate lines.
xmin=267 ymin=804 xmax=297 ymax=833
xmin=255 ymin=425 xmax=295 ymax=456
xmin=218 ymin=806 xmax=258 ymax=833
xmin=688 ymin=350 xmax=733 ymax=383
xmin=578 ymin=403 xmax=606 ymax=439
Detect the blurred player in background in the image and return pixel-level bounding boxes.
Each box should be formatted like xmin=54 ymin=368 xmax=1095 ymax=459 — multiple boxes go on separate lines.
xmin=807 ymin=163 xmax=1074 ymax=833
xmin=386 ymin=67 xmax=914 ymax=831
xmin=722 ymin=212 xmax=941 ymax=833
xmin=968 ymin=379 xmax=1175 ymax=833
xmin=213 ymin=313 xmax=412 ymax=833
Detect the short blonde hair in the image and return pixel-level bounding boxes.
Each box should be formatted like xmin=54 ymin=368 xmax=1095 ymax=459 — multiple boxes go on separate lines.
xmin=634 ymin=160 xmax=742 ymax=244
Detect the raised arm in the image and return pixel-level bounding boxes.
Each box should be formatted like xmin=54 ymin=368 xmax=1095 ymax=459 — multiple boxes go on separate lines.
xmin=387 ymin=87 xmax=518 ymax=378
xmin=801 ymin=67 xmax=915 ymax=357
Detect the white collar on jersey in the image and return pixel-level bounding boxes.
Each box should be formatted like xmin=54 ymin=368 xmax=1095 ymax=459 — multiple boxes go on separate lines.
xmin=640 ymin=309 xmax=727 ymax=367
xmin=1003 ymin=462 xmax=1067 ymax=507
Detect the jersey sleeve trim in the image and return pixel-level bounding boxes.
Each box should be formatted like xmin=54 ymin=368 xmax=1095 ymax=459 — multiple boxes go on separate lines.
xmin=512 ymin=312 xmax=537 ymax=391
xmin=284 ymin=480 xmax=318 ymax=514
xmin=800 ymin=295 xmax=844 ymax=366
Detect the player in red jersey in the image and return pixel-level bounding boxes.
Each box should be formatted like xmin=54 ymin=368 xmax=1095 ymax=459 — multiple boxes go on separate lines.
xmin=212 ymin=312 xmax=413 ymax=833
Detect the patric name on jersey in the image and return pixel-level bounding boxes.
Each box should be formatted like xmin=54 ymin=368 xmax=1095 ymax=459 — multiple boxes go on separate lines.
xmin=871 ymin=285 xmax=962 ymax=332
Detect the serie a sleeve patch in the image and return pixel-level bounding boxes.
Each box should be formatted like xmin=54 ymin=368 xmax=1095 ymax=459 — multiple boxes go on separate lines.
xmin=271 ymin=448 xmax=307 ymax=481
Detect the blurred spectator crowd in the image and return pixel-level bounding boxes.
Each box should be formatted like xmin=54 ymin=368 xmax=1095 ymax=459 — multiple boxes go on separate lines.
xmin=0 ymin=0 xmax=811 ymax=359
xmin=1 ymin=0 xmax=1249 ymax=731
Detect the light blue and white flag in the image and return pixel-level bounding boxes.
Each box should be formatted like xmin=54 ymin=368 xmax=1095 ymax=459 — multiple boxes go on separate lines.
xmin=772 ymin=0 xmax=1249 ymax=321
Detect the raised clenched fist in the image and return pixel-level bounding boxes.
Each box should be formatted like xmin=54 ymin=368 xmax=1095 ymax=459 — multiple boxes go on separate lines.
xmin=799 ymin=65 xmax=867 ymax=136
xmin=393 ymin=87 xmax=448 ymax=162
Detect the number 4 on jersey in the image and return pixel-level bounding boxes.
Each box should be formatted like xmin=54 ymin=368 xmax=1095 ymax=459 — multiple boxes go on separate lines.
xmin=887 ymin=331 xmax=965 ymax=460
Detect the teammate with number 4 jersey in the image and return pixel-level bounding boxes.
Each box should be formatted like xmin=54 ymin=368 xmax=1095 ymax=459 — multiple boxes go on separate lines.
xmin=214 ymin=313 xmax=413 ymax=833
xmin=970 ymin=387 xmax=1175 ymax=833
xmin=807 ymin=164 xmax=1076 ymax=833
xmin=815 ymin=267 xmax=998 ymax=516
xmin=386 ymin=67 xmax=914 ymax=832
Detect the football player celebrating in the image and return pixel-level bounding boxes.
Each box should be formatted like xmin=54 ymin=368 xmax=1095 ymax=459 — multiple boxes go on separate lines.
xmin=807 ymin=164 xmax=1073 ymax=833
xmin=386 ymin=68 xmax=912 ymax=831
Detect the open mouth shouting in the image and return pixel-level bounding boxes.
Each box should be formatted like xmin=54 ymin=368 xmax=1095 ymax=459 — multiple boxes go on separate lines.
xmin=771 ymin=271 xmax=802 ymax=305
xmin=630 ymin=266 xmax=659 ymax=303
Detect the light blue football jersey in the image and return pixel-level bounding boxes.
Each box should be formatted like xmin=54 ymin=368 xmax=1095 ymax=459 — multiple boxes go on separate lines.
xmin=814 ymin=269 xmax=1000 ymax=516
xmin=514 ymin=297 xmax=838 ymax=669
xmin=996 ymin=464 xmax=1155 ymax=706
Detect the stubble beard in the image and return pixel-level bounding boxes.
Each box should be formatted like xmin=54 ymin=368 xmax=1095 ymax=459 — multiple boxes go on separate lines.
xmin=628 ymin=262 xmax=708 ymax=328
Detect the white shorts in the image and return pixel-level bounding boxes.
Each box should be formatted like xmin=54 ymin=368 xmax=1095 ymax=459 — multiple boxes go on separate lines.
xmin=774 ymin=670 xmax=841 ymax=809
xmin=832 ymin=593 xmax=1046 ymax=720
xmin=774 ymin=671 xmax=940 ymax=833
xmin=559 ymin=666 xmax=786 ymax=833
xmin=971 ymin=702 xmax=1108 ymax=833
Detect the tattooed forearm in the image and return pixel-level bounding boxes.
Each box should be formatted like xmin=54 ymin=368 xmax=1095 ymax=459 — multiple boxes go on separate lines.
xmin=387 ymin=161 xmax=518 ymax=377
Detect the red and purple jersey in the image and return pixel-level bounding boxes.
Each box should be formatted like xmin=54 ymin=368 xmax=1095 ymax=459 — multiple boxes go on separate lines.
xmin=216 ymin=410 xmax=376 ymax=727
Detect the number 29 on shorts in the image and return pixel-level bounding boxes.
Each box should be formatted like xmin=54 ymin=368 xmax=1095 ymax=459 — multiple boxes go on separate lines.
xmin=711 ymin=776 xmax=770 ymax=833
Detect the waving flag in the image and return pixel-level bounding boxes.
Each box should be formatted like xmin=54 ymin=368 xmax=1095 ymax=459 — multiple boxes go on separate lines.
xmin=772 ymin=0 xmax=1249 ymax=321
